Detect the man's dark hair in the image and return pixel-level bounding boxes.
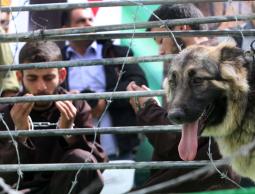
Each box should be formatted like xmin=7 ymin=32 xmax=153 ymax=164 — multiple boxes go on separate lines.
xmin=19 ymin=41 xmax=62 ymax=63
xmin=61 ymin=9 xmax=72 ymax=27
xmin=147 ymin=4 xmax=208 ymax=31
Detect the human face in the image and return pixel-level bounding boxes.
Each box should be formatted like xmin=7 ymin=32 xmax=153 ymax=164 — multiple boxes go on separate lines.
xmin=151 ymin=27 xmax=180 ymax=55
xmin=151 ymin=26 xmax=189 ymax=55
xmin=69 ymin=8 xmax=94 ymax=28
xmin=17 ymin=68 xmax=66 ymax=109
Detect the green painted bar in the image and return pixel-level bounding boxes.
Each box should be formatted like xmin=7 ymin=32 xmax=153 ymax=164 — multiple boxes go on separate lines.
xmin=191 ymin=188 xmax=255 ymax=194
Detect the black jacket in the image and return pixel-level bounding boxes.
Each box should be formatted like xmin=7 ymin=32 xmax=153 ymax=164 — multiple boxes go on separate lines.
xmin=61 ymin=40 xmax=148 ymax=155
xmin=0 ymin=87 xmax=107 ymax=189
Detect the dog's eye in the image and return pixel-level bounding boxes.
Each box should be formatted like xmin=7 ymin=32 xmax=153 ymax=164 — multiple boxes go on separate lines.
xmin=191 ymin=77 xmax=204 ymax=85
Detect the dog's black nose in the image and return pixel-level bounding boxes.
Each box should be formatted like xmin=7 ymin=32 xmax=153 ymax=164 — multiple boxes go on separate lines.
xmin=167 ymin=108 xmax=186 ymax=124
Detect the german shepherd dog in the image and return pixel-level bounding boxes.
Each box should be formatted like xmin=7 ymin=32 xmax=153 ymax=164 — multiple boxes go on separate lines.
xmin=167 ymin=42 xmax=255 ymax=181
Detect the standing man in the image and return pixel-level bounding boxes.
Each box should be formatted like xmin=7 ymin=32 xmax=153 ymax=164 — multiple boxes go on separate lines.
xmin=0 ymin=7 xmax=19 ymax=97
xmin=61 ymin=8 xmax=148 ymax=160
xmin=127 ymin=4 xmax=239 ymax=193
xmin=0 ymin=25 xmax=19 ymax=97
xmin=0 ymin=41 xmax=107 ymax=194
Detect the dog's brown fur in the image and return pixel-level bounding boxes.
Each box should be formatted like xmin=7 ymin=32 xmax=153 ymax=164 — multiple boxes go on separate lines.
xmin=167 ymin=42 xmax=255 ymax=181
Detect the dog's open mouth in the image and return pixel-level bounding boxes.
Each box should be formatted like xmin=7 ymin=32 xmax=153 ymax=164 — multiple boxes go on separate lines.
xmin=178 ymin=103 xmax=215 ymax=161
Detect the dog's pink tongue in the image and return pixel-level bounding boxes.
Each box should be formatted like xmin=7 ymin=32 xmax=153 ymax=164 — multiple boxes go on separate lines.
xmin=178 ymin=121 xmax=199 ymax=161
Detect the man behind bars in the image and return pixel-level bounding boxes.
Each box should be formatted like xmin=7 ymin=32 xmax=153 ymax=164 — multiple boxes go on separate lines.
xmin=60 ymin=7 xmax=147 ymax=160
xmin=0 ymin=41 xmax=107 ymax=194
xmin=127 ymin=4 xmax=239 ymax=193
xmin=0 ymin=6 xmax=20 ymax=97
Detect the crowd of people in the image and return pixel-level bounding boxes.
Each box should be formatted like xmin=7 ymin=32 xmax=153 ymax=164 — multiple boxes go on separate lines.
xmin=0 ymin=1 xmax=254 ymax=194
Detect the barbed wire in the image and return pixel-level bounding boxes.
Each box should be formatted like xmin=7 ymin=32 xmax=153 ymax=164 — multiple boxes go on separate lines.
xmin=0 ymin=114 xmax=23 ymax=190
xmin=67 ymin=2 xmax=142 ymax=194
xmin=0 ymin=0 xmax=30 ymax=190
xmin=201 ymin=0 xmax=247 ymax=189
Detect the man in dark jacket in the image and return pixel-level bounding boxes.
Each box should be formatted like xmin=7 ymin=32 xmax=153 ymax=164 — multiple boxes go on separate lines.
xmin=0 ymin=41 xmax=107 ymax=194
xmin=61 ymin=8 xmax=148 ymax=160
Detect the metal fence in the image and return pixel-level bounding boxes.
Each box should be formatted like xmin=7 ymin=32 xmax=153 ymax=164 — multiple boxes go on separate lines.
xmin=0 ymin=0 xmax=254 ymax=193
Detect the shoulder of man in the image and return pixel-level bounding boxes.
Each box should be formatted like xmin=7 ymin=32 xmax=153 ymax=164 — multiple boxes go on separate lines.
xmin=230 ymin=22 xmax=252 ymax=48
xmin=99 ymin=40 xmax=134 ymax=58
xmin=60 ymin=45 xmax=70 ymax=61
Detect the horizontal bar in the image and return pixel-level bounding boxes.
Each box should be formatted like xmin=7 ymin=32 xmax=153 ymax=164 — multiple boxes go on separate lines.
xmin=0 ymin=30 xmax=254 ymax=42
xmin=0 ymin=90 xmax=165 ymax=104
xmin=0 ymin=0 xmax=251 ymax=12
xmin=128 ymin=159 xmax=229 ymax=194
xmin=2 ymin=14 xmax=255 ymax=39
xmin=0 ymin=161 xmax=214 ymax=172
xmin=48 ymin=30 xmax=255 ymax=41
xmin=0 ymin=55 xmax=173 ymax=71
xmin=0 ymin=125 xmax=181 ymax=138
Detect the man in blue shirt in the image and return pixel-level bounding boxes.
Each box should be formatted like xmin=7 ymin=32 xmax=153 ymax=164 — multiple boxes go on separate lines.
xmin=61 ymin=8 xmax=148 ymax=160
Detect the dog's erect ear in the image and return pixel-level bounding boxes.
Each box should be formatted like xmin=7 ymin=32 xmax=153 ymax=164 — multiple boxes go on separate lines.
xmin=220 ymin=46 xmax=243 ymax=62
xmin=211 ymin=43 xmax=249 ymax=94
xmin=211 ymin=42 xmax=244 ymax=62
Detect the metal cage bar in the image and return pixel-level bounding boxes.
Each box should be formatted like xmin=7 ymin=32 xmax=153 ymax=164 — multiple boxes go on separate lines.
xmin=0 ymin=161 xmax=216 ymax=172
xmin=0 ymin=30 xmax=254 ymax=42
xmin=1 ymin=15 xmax=255 ymax=40
xmin=0 ymin=90 xmax=165 ymax=104
xmin=0 ymin=0 xmax=251 ymax=12
xmin=0 ymin=125 xmax=181 ymax=138
xmin=0 ymin=55 xmax=173 ymax=71
xmin=0 ymin=0 xmax=243 ymax=181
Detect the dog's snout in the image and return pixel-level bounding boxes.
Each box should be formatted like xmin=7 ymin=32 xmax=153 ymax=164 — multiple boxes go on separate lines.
xmin=167 ymin=108 xmax=186 ymax=124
